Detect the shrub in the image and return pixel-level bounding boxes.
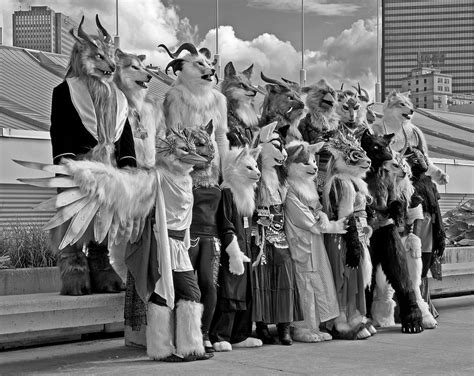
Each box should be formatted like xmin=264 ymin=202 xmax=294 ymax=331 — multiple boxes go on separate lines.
xmin=0 ymin=220 xmax=57 ymax=269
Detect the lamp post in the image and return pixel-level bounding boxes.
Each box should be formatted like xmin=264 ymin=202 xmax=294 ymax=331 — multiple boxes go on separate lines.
xmin=299 ymin=0 xmax=306 ymax=87
xmin=375 ymin=0 xmax=381 ymax=102
xmin=114 ymin=0 xmax=120 ymax=49
xmin=214 ymin=0 xmax=221 ymax=79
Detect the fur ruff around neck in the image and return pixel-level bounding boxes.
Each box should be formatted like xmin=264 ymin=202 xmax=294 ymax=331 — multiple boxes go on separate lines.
xmin=221 ymin=178 xmax=256 ymax=217
xmin=309 ymin=109 xmax=339 ymax=131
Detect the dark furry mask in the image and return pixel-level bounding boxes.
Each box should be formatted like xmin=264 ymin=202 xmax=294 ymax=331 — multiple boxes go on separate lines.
xmin=360 ymin=129 xmax=394 ymax=167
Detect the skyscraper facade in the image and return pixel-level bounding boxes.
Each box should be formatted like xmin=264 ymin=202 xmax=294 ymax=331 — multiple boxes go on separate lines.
xmin=381 ymin=0 xmax=474 ymax=100
xmin=12 ymin=6 xmax=77 ymax=56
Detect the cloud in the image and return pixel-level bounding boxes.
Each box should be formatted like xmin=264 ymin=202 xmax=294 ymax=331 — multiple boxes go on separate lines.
xmin=2 ymin=0 xmax=378 ymax=97
xmin=1 ymin=0 xmax=198 ymax=67
xmin=247 ymin=0 xmax=360 ymax=16
xmin=200 ymin=18 xmax=378 ymax=98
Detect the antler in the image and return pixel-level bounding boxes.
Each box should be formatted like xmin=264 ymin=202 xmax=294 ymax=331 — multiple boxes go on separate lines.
xmin=76 ymin=16 xmax=98 ymax=47
xmin=158 ymin=43 xmax=199 ymax=59
xmin=96 ymin=15 xmax=112 ymax=44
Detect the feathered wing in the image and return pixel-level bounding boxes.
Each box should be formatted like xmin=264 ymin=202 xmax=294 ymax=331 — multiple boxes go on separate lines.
xmin=15 ymin=159 xmax=157 ymax=249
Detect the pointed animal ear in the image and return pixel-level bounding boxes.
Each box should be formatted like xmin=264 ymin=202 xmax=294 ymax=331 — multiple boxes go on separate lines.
xmin=301 ymin=86 xmax=311 ymax=94
xmin=115 ymin=49 xmax=125 ymax=59
xmin=224 ymin=62 xmax=236 ymax=79
xmin=250 ymin=145 xmax=262 ymax=160
xmin=308 ymin=141 xmax=325 ymax=154
xmin=259 ymin=121 xmax=278 ymax=143
xmin=182 ymin=127 xmax=191 ymax=139
xmin=199 ymin=47 xmax=212 ymax=59
xmin=235 ymin=147 xmax=248 ymax=163
xmin=384 ymin=133 xmax=395 ymax=143
xmin=138 ymin=54 xmax=146 ymax=62
xmin=242 ymin=64 xmax=254 ymax=79
xmin=278 ymin=124 xmax=290 ymax=139
xmin=204 ymin=120 xmax=214 ymax=135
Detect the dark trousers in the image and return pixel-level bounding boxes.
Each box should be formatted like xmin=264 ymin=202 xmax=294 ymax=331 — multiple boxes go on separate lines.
xmin=188 ymin=235 xmax=220 ymax=335
xmin=150 ymin=270 xmax=201 ymax=306
xmin=210 ymin=299 xmax=253 ymax=344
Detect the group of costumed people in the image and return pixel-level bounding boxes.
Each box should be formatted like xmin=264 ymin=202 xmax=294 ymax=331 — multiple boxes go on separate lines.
xmin=18 ymin=16 xmax=447 ymax=362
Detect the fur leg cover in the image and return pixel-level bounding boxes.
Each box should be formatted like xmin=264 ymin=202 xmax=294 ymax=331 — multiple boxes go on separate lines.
xmin=175 ymin=300 xmax=206 ymax=357
xmin=371 ymin=224 xmax=423 ymax=334
xmin=233 ymin=337 xmax=263 ymax=348
xmin=371 ymin=265 xmax=396 ymax=327
xmin=403 ymin=239 xmax=437 ymax=329
xmin=146 ymin=303 xmax=175 ymax=360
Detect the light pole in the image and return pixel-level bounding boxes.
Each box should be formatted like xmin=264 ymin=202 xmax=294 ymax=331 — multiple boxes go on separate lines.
xmin=214 ymin=0 xmax=221 ymax=79
xmin=375 ymin=0 xmax=381 ymax=102
xmin=299 ymin=0 xmax=306 ymax=87
xmin=114 ymin=0 xmax=120 ymax=49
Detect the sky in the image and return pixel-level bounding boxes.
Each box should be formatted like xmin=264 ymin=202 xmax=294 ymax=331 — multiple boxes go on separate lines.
xmin=1 ymin=0 xmax=380 ymax=97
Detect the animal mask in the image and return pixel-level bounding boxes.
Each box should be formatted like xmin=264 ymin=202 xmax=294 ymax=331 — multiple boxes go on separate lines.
xmin=223 ymin=146 xmax=261 ymax=185
xmin=360 ymin=129 xmax=395 ymax=169
xmin=115 ymin=49 xmax=152 ymax=90
xmin=67 ymin=15 xmax=116 ymax=81
xmin=384 ymin=90 xmax=414 ymax=121
xmin=158 ymin=43 xmax=217 ymax=85
xmin=302 ymin=79 xmax=338 ymax=114
xmin=188 ymin=120 xmax=216 ymax=165
xmin=336 ymin=89 xmax=361 ymax=127
xmin=404 ymin=146 xmax=429 ymax=177
xmin=261 ymin=72 xmax=305 ymax=125
xmin=256 ymin=121 xmax=288 ymax=169
xmin=222 ymin=62 xmax=257 ymax=100
xmin=327 ymin=132 xmax=371 ymax=178
xmin=286 ymin=140 xmax=324 ymax=180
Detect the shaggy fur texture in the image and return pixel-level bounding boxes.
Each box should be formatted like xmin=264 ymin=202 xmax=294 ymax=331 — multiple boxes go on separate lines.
xmin=114 ymin=49 xmax=163 ymax=168
xmin=222 ymin=62 xmax=259 ymax=146
xmin=336 ymin=89 xmax=361 ymax=129
xmin=371 ymin=265 xmax=396 ymax=327
xmin=259 ymin=73 xmax=305 ymax=140
xmin=372 ymin=91 xmax=448 ymax=185
xmin=146 ymin=303 xmax=175 ymax=360
xmin=189 ymin=121 xmax=220 ymax=187
xmin=161 ymin=44 xmax=228 ymax=160
xmin=175 ymin=300 xmax=205 ymax=357
xmin=221 ymin=146 xmax=260 ymax=217
xmin=300 ymin=79 xmax=340 ymax=132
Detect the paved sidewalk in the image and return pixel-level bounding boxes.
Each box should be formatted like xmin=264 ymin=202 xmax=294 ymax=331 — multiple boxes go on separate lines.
xmin=1 ymin=296 xmax=473 ymax=376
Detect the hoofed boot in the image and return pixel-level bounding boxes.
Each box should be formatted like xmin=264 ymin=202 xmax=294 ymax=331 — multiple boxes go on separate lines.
xmin=256 ymin=322 xmax=276 ymax=345
xmin=146 ymin=303 xmax=176 ymax=361
xmin=277 ymin=322 xmax=293 ymax=346
xmin=87 ymin=243 xmax=125 ymax=293
xmin=175 ymin=300 xmax=213 ymax=361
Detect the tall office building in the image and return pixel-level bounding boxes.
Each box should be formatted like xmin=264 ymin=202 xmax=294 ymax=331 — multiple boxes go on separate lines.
xmin=381 ymin=0 xmax=474 ymax=100
xmin=12 ymin=6 xmax=77 ymax=55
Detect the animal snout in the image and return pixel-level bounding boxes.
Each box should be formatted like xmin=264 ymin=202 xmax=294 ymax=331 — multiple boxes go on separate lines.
xmin=147 ymin=74 xmax=152 ymax=80
xmin=409 ymin=109 xmax=414 ymax=114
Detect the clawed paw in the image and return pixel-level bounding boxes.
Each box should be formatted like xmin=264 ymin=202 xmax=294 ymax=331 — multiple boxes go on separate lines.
xmin=401 ymin=321 xmax=424 ymax=334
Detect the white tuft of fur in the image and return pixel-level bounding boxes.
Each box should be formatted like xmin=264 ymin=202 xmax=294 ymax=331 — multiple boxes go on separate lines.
xmin=213 ymin=341 xmax=232 ymax=352
xmin=371 ymin=266 xmax=396 ymax=327
xmin=427 ymin=163 xmax=449 ymax=185
xmin=405 ymin=233 xmax=422 ymax=259
xmin=175 ymin=300 xmax=205 ymax=357
xmin=146 ymin=303 xmax=175 ymax=360
xmin=233 ymin=337 xmax=263 ymax=348
xmin=360 ymin=243 xmax=373 ymax=289
xmin=221 ymin=147 xmax=259 ymax=217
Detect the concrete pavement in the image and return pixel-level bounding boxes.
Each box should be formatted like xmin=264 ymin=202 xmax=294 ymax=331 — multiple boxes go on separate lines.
xmin=1 ymin=295 xmax=473 ymax=376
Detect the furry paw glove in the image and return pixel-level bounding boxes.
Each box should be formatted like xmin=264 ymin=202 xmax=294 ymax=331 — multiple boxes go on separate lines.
xmin=225 ymin=236 xmax=250 ymax=275
xmin=343 ymin=214 xmax=363 ymax=269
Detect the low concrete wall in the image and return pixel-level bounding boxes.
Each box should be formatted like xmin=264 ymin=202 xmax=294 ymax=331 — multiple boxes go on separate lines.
xmin=0 ymin=267 xmax=60 ymax=296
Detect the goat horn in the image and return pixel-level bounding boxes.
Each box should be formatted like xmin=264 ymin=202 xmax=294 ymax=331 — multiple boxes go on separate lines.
xmin=360 ymin=88 xmax=370 ymax=101
xmin=261 ymin=72 xmax=286 ymax=87
xmin=95 ymin=15 xmax=112 ymax=44
xmin=340 ymin=83 xmax=344 ymax=91
xmin=77 ymin=16 xmax=97 ymax=47
xmin=158 ymin=43 xmax=199 ymax=59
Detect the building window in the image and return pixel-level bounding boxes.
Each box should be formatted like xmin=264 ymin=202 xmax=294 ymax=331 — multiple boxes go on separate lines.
xmin=437 ymin=86 xmax=443 ymax=91
xmin=424 ymin=87 xmax=427 ymax=91
xmin=424 ymin=78 xmax=427 ymax=84
xmin=444 ymin=78 xmax=450 ymax=84
xmin=438 ymin=78 xmax=443 ymax=84
xmin=416 ymin=80 xmax=419 ymax=85
xmin=445 ymin=86 xmax=450 ymax=92
xmin=424 ymin=96 xmax=427 ymax=102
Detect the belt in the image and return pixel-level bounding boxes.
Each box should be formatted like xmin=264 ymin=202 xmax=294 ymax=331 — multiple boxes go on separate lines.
xmin=168 ymin=229 xmax=186 ymax=241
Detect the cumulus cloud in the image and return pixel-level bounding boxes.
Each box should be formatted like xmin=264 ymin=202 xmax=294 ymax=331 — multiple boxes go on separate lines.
xmin=2 ymin=0 xmax=378 ymax=97
xmin=200 ymin=19 xmax=378 ymax=98
xmin=247 ymin=0 xmax=360 ymax=16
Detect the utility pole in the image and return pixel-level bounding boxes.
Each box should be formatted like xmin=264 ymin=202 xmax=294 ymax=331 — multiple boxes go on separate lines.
xmin=114 ymin=0 xmax=120 ymax=49
xmin=375 ymin=0 xmax=381 ymax=102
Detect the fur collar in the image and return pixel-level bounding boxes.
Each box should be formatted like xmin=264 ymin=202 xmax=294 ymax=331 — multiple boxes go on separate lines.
xmin=309 ymin=109 xmax=339 ymax=131
xmin=191 ymin=162 xmax=220 ymax=188
xmin=229 ymin=103 xmax=259 ymax=129
xmin=288 ymin=178 xmax=319 ymax=206
xmin=221 ymin=179 xmax=256 ymax=217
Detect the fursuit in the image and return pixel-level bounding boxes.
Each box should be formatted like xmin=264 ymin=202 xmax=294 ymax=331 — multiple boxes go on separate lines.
xmin=284 ymin=140 xmax=346 ymax=343
xmin=371 ymin=91 xmax=448 ymax=185
xmin=222 ymin=62 xmax=259 ymax=147
xmin=322 ymin=132 xmax=374 ymax=340
xmin=159 ymin=43 xmax=228 ymax=161
xmin=211 ymin=146 xmax=262 ymax=352
xmin=114 ymin=49 xmax=164 ymax=168
xmin=360 ymin=130 xmax=424 ymax=334
xmin=259 ymin=73 xmax=305 ymax=142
